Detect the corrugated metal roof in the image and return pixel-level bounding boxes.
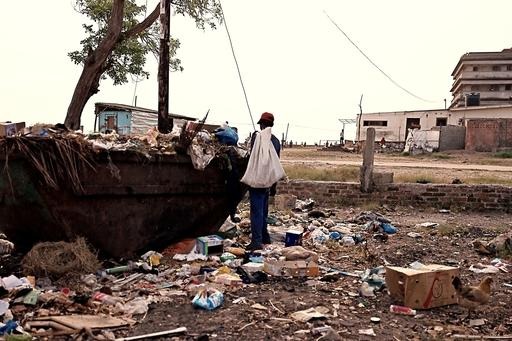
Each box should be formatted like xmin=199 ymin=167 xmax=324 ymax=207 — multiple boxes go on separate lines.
xmin=95 ymin=102 xmax=197 ymax=121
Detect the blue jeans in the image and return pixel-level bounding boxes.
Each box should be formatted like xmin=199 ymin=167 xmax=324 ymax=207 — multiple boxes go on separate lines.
xmin=249 ymin=188 xmax=271 ymax=246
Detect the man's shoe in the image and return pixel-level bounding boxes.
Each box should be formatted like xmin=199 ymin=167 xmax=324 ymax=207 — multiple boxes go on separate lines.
xmin=245 ymin=243 xmax=263 ymax=251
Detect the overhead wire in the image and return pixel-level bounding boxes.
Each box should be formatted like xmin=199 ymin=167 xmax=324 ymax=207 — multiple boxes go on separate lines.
xmin=323 ymin=10 xmax=435 ymax=103
xmin=131 ymin=0 xmax=149 ymax=106
xmin=219 ymin=0 xmax=256 ymax=131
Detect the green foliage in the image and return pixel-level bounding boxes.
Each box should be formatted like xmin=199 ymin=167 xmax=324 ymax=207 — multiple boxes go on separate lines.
xmin=494 ymin=150 xmax=512 ymax=158
xmin=69 ymin=0 xmax=222 ymax=85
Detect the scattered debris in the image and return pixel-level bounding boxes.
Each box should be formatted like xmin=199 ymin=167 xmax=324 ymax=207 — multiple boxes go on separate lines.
xmin=290 ymin=306 xmax=328 ymax=322
xmin=358 ymin=328 xmax=376 ymax=336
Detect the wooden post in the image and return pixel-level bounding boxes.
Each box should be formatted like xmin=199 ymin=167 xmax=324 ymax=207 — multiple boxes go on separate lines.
xmin=158 ymin=0 xmax=172 ymax=133
xmin=360 ymin=127 xmax=375 ymax=192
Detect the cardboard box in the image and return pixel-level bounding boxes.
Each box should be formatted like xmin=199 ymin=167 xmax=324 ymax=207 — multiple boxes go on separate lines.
xmin=196 ymin=235 xmax=224 ymax=256
xmin=0 ymin=122 xmax=25 ymax=137
xmin=273 ymin=194 xmax=297 ymax=211
xmin=263 ymin=259 xmax=319 ymax=277
xmin=385 ymin=264 xmax=459 ymax=309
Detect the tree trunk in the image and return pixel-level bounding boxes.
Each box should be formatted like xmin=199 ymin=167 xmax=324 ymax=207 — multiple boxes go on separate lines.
xmin=65 ymin=0 xmax=126 ymax=130
xmin=64 ymin=0 xmax=160 ymax=130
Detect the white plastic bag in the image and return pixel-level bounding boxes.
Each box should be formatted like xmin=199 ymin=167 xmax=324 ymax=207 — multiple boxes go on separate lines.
xmin=241 ymin=128 xmax=285 ymax=188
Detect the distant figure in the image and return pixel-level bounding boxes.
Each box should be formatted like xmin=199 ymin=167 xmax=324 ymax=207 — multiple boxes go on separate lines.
xmin=289 ymin=140 xmax=293 ymax=148
xmin=340 ymin=129 xmax=345 ymax=145
xmin=380 ymin=137 xmax=386 ymax=147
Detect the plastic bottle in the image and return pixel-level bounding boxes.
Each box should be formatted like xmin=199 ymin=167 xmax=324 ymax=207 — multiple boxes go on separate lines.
xmin=92 ymin=292 xmax=121 ymax=305
xmin=389 ymin=305 xmax=416 ymax=316
xmin=105 ymin=262 xmax=138 ymax=274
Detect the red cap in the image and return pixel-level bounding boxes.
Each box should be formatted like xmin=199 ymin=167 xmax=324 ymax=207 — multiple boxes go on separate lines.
xmin=257 ymin=112 xmax=274 ymax=126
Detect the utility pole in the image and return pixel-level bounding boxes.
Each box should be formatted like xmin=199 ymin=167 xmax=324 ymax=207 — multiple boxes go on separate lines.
xmin=158 ymin=0 xmax=172 ymax=133
xmin=285 ymin=123 xmax=290 ymax=141
xmin=356 ymin=94 xmax=363 ymax=142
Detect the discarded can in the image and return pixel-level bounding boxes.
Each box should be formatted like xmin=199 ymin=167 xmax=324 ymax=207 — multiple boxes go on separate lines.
xmin=92 ymin=292 xmax=121 ymax=305
xmin=105 ymin=262 xmax=138 ymax=274
xmin=389 ymin=305 xmax=416 ymax=316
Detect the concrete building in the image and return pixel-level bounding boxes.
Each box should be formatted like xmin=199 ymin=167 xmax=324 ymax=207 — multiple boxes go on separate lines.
xmin=355 ymin=47 xmax=512 ymax=151
xmin=357 ymin=105 xmax=512 ymax=151
xmin=451 ymin=48 xmax=512 ymax=108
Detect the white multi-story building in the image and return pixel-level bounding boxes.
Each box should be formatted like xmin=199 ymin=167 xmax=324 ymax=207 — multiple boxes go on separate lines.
xmin=354 ymin=48 xmax=512 ymax=151
xmin=451 ymin=48 xmax=512 ymax=108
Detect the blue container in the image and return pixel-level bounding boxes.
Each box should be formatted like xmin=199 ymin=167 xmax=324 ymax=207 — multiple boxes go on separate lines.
xmin=285 ymin=230 xmax=303 ymax=247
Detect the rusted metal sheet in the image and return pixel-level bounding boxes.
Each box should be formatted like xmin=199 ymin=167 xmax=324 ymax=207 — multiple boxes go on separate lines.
xmin=466 ymin=119 xmax=512 ymax=152
xmin=0 ymin=150 xmax=247 ymax=257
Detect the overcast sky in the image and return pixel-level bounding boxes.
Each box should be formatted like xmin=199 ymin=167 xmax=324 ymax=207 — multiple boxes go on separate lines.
xmin=2 ymin=0 xmax=512 ymax=143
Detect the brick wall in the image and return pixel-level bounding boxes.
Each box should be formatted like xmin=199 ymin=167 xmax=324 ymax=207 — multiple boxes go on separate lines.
xmin=277 ymin=180 xmax=512 ymax=211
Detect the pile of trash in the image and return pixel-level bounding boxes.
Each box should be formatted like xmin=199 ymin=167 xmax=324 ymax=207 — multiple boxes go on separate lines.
xmin=1 ymin=121 xmax=246 ymax=172
xmin=0 ymin=196 xmax=507 ymax=339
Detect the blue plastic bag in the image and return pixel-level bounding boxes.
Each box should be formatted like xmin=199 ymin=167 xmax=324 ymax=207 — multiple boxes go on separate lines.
xmin=192 ymin=289 xmax=224 ymax=311
xmin=214 ymin=127 xmax=238 ymax=145
xmin=0 ymin=320 xmax=18 ymax=335
xmin=381 ymin=223 xmax=397 ymax=234
xmin=329 ymin=231 xmax=342 ymax=240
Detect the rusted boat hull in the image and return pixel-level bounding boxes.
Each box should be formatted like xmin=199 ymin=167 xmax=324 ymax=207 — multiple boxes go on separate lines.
xmin=0 ymin=151 xmax=247 ymax=257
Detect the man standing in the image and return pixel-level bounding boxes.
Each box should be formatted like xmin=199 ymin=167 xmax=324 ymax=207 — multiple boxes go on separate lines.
xmin=243 ymin=112 xmax=282 ymax=251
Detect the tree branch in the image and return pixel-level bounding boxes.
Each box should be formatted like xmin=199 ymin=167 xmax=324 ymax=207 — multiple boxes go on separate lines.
xmin=123 ymin=3 xmax=159 ymax=39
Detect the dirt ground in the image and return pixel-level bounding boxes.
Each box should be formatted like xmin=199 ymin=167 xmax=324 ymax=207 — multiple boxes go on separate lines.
xmin=281 ymin=148 xmax=512 ymax=185
xmin=117 ymin=205 xmax=512 ymax=341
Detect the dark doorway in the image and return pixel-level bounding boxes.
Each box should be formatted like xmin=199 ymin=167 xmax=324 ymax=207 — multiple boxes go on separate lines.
xmin=436 ymin=117 xmax=447 ymax=126
xmin=105 ymin=115 xmax=118 ymax=132
xmin=405 ymin=118 xmax=420 ymax=140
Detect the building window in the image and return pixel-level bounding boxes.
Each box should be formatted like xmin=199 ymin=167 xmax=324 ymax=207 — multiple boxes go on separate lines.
xmin=506 ymin=85 xmax=512 ymax=91
xmin=363 ymin=120 xmax=387 ymax=127
xmin=492 ymin=65 xmax=501 ymax=71
xmin=470 ymin=85 xmax=480 ymax=91
xmin=507 ymin=65 xmax=512 ymax=71
xmin=472 ymin=66 xmax=479 ymax=71
xmin=436 ymin=118 xmax=447 ymax=126
xmin=489 ymin=84 xmax=499 ymax=91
